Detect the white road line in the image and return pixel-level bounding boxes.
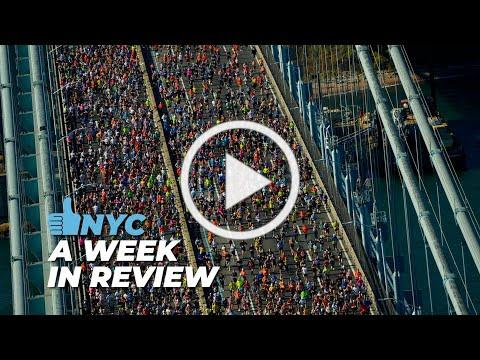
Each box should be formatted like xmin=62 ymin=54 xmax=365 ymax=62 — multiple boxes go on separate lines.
xmin=295 ymin=224 xmax=322 ymax=287
xmin=154 ymin=47 xmax=228 ymax=309
xmin=199 ymin=226 xmax=225 ymax=302
xmin=212 ymin=44 xmax=257 ymax=314
xmin=212 ymin=177 xmax=257 ymax=315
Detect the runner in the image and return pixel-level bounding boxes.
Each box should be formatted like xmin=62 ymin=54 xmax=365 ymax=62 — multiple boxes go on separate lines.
xmin=55 ymin=44 xmax=371 ymax=315
xmin=149 ymin=44 xmax=371 ymax=315
xmin=56 ymin=45 xmax=201 ymax=315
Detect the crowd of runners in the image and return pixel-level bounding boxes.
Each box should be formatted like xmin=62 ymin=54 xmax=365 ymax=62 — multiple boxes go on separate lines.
xmin=52 ymin=44 xmax=371 ymax=315
xmin=148 ymin=45 xmax=372 ymax=315
xmin=55 ymin=45 xmax=201 ymax=315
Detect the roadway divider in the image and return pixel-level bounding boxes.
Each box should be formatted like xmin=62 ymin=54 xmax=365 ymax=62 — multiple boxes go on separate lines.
xmin=256 ymin=45 xmax=386 ymax=315
xmin=136 ymin=45 xmax=208 ymax=315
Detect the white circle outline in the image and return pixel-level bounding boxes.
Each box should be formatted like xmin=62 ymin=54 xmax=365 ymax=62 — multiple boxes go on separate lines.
xmin=180 ymin=120 xmax=299 ymax=240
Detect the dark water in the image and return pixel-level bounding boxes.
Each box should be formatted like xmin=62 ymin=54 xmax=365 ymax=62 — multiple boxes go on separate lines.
xmin=376 ymin=64 xmax=480 ymax=314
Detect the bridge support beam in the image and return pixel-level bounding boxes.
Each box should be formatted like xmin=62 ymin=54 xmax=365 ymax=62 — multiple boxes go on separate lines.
xmin=378 ymin=228 xmax=389 ymax=294
xmin=344 ymin=173 xmax=351 ymax=216
xmin=375 ymin=229 xmax=386 ymax=287
xmin=356 ymin=45 xmax=468 ymax=315
xmin=0 ymin=45 xmax=27 ymax=315
xmin=331 ymin=145 xmax=340 ymax=190
xmin=389 ymin=44 xmax=480 ymax=278
xmin=318 ymin=117 xmax=325 ymax=159
xmin=297 ymin=80 xmax=304 ymax=118
xmin=359 ymin=204 xmax=368 ymax=252
xmin=347 ymin=165 xmax=356 ymax=229
xmin=307 ymin=102 xmax=316 ymax=142
xmin=287 ymin=61 xmax=295 ymax=92
xmin=28 ymin=45 xmax=64 ymax=315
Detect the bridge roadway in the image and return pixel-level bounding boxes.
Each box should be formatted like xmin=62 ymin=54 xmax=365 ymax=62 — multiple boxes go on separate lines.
xmin=54 ymin=45 xmax=205 ymax=314
xmin=148 ymin=45 xmax=374 ymax=315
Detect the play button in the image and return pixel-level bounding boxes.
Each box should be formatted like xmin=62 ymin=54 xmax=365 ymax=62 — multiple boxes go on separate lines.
xmin=180 ymin=120 xmax=299 ymax=240
xmin=225 ymin=153 xmax=272 ymax=210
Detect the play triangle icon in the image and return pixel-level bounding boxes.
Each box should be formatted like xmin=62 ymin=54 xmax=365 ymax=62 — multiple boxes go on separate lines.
xmin=225 ymin=153 xmax=272 ymax=210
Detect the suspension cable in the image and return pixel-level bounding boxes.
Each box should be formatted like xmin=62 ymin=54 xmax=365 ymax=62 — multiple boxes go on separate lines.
xmin=349 ymin=45 xmax=362 ymax=175
xmin=367 ymin=45 xmax=477 ymax=313
xmin=421 ymin=229 xmax=434 ymax=314
xmin=401 ymin=176 xmax=416 ymax=311
xmin=381 ymin=125 xmax=398 ymax=280
xmin=461 ymin=241 xmax=469 ymax=310
xmin=398 ymin=123 xmax=478 ymax=313
xmin=401 ymin=45 xmax=480 ymax=239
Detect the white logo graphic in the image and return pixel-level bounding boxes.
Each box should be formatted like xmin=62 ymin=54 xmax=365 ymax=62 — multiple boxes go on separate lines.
xmin=180 ymin=120 xmax=299 ymax=240
xmin=225 ymin=153 xmax=272 ymax=210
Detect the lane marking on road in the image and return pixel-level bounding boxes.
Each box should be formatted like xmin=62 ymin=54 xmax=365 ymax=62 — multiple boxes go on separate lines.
xmin=212 ymin=177 xmax=257 ymax=315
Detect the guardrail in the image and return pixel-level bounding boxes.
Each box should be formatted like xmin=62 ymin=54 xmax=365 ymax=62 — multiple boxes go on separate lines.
xmin=257 ymin=45 xmax=396 ymax=315
xmin=47 ymin=45 xmax=87 ymax=314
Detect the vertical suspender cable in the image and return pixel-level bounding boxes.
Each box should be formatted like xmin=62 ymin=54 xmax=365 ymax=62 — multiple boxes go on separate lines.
xmin=371 ymin=47 xmax=400 ymax=281
xmin=398 ymin=101 xmax=477 ymax=314
xmin=423 ymin=230 xmax=434 ymax=314
xmin=356 ymin=45 xmax=468 ymax=315
xmin=461 ymin=241 xmax=468 ymax=309
xmin=370 ymin=45 xmax=476 ymax=313
xmin=389 ymin=44 xmax=480 ymax=278
xmin=402 ymin=178 xmax=416 ymax=311
xmin=404 ymin=47 xmax=480 ymax=239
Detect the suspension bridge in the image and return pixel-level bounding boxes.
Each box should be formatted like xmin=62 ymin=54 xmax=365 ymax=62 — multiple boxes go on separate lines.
xmin=0 ymin=44 xmax=479 ymax=315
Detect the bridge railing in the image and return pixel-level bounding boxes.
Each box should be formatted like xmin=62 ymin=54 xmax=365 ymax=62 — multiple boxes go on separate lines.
xmin=46 ymin=45 xmax=86 ymax=314
xmin=259 ymin=45 xmax=396 ymax=315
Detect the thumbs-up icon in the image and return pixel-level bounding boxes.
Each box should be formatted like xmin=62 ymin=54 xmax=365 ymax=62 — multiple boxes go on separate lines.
xmin=48 ymin=197 xmax=82 ymax=235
